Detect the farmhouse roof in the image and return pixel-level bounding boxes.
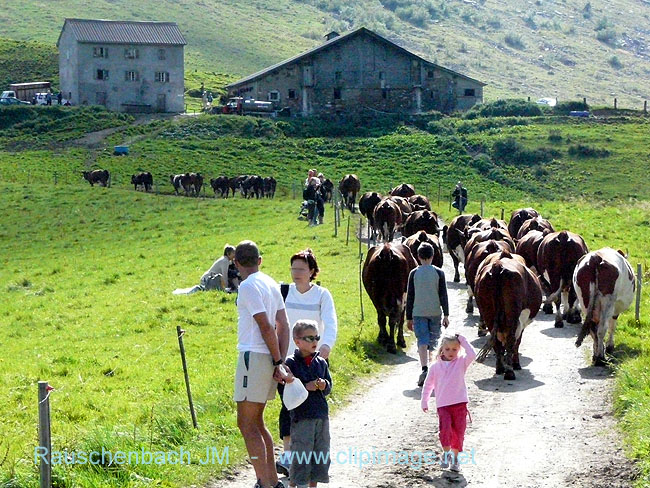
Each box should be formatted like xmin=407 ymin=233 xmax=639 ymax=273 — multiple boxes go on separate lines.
xmin=57 ymin=18 xmax=187 ymax=46
xmin=226 ymin=27 xmax=485 ymax=89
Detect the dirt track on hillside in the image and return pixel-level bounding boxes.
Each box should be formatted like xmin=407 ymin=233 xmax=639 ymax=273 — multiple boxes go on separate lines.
xmin=209 ymin=234 xmax=637 ymax=488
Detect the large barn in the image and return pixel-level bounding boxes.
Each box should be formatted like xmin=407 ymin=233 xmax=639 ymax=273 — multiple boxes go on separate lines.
xmin=226 ymin=27 xmax=485 ymax=116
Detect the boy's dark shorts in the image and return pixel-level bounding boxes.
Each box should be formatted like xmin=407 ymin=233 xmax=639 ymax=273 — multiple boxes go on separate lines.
xmin=290 ymin=418 xmax=330 ymax=485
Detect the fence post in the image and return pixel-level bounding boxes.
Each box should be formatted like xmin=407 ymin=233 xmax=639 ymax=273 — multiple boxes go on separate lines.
xmin=636 ymin=263 xmax=642 ymax=322
xmin=334 ymin=195 xmax=338 ymax=237
xmin=644 ymin=101 xmax=648 ymax=114
xmin=176 ymin=326 xmax=198 ymax=429
xmin=346 ymin=216 xmax=350 ymax=246
xmin=614 ymin=98 xmax=617 ymax=110
xmin=501 ymin=208 xmax=504 ymax=220
xmin=480 ymin=198 xmax=484 ymax=217
xmin=448 ymin=192 xmax=452 ymax=212
xmin=583 ymin=97 xmax=587 ymax=106
xmin=358 ymin=218 xmax=362 ymax=259
xmin=437 ymin=183 xmax=441 ymax=207
xmin=38 ymin=381 xmax=52 ymax=488
xmin=359 ymin=252 xmax=365 ymax=321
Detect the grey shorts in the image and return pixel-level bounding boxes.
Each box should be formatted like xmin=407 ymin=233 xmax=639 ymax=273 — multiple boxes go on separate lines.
xmin=290 ymin=418 xmax=330 ymax=485
xmin=233 ymin=351 xmax=276 ymax=403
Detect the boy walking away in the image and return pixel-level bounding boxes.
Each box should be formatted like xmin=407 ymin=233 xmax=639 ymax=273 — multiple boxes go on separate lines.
xmin=285 ymin=320 xmax=332 ymax=488
xmin=421 ymin=334 xmax=476 ymax=473
xmin=406 ymin=242 xmax=450 ymax=387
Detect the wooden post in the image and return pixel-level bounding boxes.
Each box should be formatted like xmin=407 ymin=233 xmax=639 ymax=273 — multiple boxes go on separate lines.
xmin=635 ymin=263 xmax=642 ymax=321
xmin=38 ymin=381 xmax=52 ymax=488
xmin=358 ymin=218 xmax=362 ymax=259
xmin=644 ymin=101 xmax=647 ymax=114
xmin=480 ymin=198 xmax=485 ymax=217
xmin=614 ymin=98 xmax=617 ymax=110
xmin=501 ymin=208 xmax=504 ymax=220
xmin=437 ymin=183 xmax=441 ymax=207
xmin=583 ymin=97 xmax=587 ymax=106
xmin=359 ymin=252 xmax=365 ymax=321
xmin=448 ymin=192 xmax=452 ymax=212
xmin=176 ymin=326 xmax=198 ymax=429
xmin=527 ymin=96 xmax=530 ymax=102
xmin=334 ymin=194 xmax=338 ymax=237
xmin=346 ymin=216 xmax=350 ymax=246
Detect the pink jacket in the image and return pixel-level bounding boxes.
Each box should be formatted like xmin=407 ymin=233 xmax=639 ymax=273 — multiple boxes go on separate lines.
xmin=421 ymin=335 xmax=476 ymax=409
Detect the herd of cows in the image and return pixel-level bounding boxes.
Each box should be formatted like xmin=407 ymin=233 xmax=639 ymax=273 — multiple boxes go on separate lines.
xmin=356 ymin=184 xmax=636 ymax=381
xmin=81 ymin=169 xmax=278 ymax=198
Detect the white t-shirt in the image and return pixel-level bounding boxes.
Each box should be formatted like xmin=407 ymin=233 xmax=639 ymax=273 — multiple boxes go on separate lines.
xmin=237 ymin=271 xmax=285 ymax=354
xmin=202 ymin=255 xmax=230 ymax=288
xmin=284 ymin=283 xmax=338 ymax=358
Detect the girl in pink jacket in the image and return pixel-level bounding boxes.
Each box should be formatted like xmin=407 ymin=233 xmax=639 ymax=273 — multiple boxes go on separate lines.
xmin=421 ymin=334 xmax=476 ymax=472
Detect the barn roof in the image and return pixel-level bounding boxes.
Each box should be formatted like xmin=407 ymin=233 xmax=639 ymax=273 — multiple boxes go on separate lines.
xmin=57 ymin=18 xmax=187 ymax=46
xmin=226 ymin=27 xmax=485 ymax=88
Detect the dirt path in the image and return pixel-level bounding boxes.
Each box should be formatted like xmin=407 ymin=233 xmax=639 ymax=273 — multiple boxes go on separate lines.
xmin=212 ymin=237 xmax=635 ymax=488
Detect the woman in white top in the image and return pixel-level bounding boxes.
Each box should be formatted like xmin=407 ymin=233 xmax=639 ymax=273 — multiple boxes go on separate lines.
xmin=201 ymin=244 xmax=236 ymax=290
xmin=276 ymin=248 xmax=338 ymax=476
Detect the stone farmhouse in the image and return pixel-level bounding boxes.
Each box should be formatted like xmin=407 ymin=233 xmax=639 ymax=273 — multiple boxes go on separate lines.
xmin=226 ymin=27 xmax=485 ymax=116
xmin=57 ymin=19 xmax=186 ymax=113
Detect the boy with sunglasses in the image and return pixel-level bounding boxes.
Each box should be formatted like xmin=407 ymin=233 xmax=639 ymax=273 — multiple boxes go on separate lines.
xmin=284 ymin=320 xmax=332 ymax=488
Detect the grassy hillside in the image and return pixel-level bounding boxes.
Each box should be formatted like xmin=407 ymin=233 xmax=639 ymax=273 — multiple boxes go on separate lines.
xmin=0 ymin=39 xmax=58 ymax=90
xmin=1 ymin=0 xmax=650 ymax=107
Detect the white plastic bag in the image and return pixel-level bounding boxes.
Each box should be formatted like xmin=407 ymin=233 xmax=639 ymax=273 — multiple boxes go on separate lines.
xmin=282 ymin=377 xmax=308 ymax=410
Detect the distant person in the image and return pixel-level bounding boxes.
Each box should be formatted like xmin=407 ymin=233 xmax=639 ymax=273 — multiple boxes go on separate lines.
xmin=57 ymin=92 xmax=63 ymax=105
xmin=303 ymin=177 xmax=324 ymax=226
xmin=31 ymin=95 xmax=36 ymax=105
xmin=406 ymin=242 xmax=449 ymax=387
xmin=45 ymin=91 xmax=52 ymax=106
xmin=233 ymin=240 xmax=291 ymax=488
xmin=284 ymin=320 xmax=332 ymax=488
xmin=304 ymin=169 xmax=316 ymax=188
xmin=451 ymin=181 xmax=468 ymax=213
xmin=421 ymin=334 xmax=476 ymax=473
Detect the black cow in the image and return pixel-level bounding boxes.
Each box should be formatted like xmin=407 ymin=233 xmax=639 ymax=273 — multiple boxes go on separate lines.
xmin=131 ymin=172 xmax=153 ymax=192
xmin=82 ymin=169 xmax=110 ymax=187
xmin=210 ymin=176 xmax=230 ymax=198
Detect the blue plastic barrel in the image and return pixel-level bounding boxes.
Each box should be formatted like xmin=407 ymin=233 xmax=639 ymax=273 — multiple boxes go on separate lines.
xmin=114 ymin=146 xmax=129 ymax=155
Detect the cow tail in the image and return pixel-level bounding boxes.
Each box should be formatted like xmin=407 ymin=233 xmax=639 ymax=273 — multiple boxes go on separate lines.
xmin=494 ymin=264 xmax=506 ymax=335
xmin=576 ymin=256 xmax=600 ymax=347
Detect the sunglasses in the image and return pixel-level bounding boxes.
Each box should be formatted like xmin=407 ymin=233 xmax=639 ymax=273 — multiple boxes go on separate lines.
xmin=298 ymin=335 xmax=320 ymax=343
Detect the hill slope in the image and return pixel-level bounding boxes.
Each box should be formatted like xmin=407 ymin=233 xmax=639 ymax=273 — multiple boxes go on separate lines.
xmin=1 ymin=0 xmax=650 ymax=106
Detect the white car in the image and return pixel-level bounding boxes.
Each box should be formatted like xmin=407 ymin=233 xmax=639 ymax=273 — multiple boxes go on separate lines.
xmin=536 ymin=97 xmax=557 ymax=107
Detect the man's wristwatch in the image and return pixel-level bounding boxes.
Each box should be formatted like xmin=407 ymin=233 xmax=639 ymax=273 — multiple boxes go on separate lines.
xmin=272 ymin=358 xmax=284 ymax=366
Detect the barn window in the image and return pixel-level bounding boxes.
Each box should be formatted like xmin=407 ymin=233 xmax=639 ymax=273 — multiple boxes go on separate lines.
xmin=333 ymin=88 xmax=341 ymax=100
xmin=288 ymin=89 xmax=296 ymax=99
xmin=155 ymin=71 xmax=170 ymax=83
xmin=268 ymin=90 xmax=280 ymax=102
xmin=158 ymin=49 xmax=166 ymax=60
xmin=335 ymin=71 xmax=342 ymax=81
xmin=125 ymin=70 xmax=139 ymax=82
xmin=93 ymin=47 xmax=108 ymax=58
xmin=96 ymin=69 xmax=109 ymax=80
xmin=428 ymin=70 xmax=434 ymax=79
xmin=464 ymin=88 xmax=476 ymax=97
xmin=124 ymin=47 xmax=139 ymax=59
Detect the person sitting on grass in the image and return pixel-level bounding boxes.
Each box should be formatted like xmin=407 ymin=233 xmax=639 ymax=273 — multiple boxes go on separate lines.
xmin=201 ymin=244 xmax=237 ymax=291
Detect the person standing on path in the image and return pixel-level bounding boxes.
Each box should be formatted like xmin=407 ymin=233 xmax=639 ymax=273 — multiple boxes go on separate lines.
xmin=406 ymin=242 xmax=450 ymax=387
xmin=233 ymin=240 xmax=292 ymax=488
xmin=421 ymin=334 xmax=476 ymax=473
xmin=276 ymin=249 xmax=337 ymax=476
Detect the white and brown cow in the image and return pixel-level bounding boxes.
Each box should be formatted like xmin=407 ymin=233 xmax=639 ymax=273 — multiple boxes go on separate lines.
xmin=508 ymin=207 xmax=540 ymax=240
xmin=442 ymin=213 xmax=482 ymax=282
xmin=573 ymin=248 xmax=635 ymax=366
xmin=475 ymin=251 xmax=543 ymax=379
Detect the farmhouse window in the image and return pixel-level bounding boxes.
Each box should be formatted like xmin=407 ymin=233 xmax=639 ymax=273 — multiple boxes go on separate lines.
xmin=464 ymin=88 xmax=476 ymax=97
xmin=335 ymin=71 xmax=342 ymax=81
xmin=155 ymin=71 xmax=170 ymax=83
xmin=288 ymin=89 xmax=296 ymax=99
xmin=125 ymin=71 xmax=139 ymax=82
xmin=268 ymin=91 xmax=280 ymax=102
xmin=96 ymin=69 xmax=109 ymax=80
xmin=158 ymin=49 xmax=166 ymax=60
xmin=333 ymin=88 xmax=341 ymax=100
xmin=124 ymin=47 xmax=139 ymax=59
xmin=93 ymin=47 xmax=108 ymax=58
xmin=428 ymin=70 xmax=434 ymax=79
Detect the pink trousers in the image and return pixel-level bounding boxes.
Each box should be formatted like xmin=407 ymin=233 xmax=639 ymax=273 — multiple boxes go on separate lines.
xmin=437 ymin=402 xmax=468 ymax=451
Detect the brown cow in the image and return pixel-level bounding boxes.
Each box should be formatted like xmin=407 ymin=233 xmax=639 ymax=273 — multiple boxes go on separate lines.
xmin=573 ymin=248 xmax=636 ymax=365
xmin=362 ymin=243 xmax=417 ymax=353
xmin=388 ymin=196 xmax=412 ymax=219
xmin=408 ymin=194 xmax=431 ymax=211
xmin=464 ymin=239 xmax=514 ymax=318
xmin=508 ymin=207 xmax=540 ymax=240
xmin=359 ymin=192 xmax=383 ymax=241
xmin=442 ymin=214 xmax=482 ymax=282
xmin=373 ymin=198 xmax=402 ymax=242
xmin=466 ymin=217 xmax=509 ymax=239
xmin=516 ymin=216 xmax=554 ymax=240
xmin=463 ymin=226 xmax=516 ymax=262
xmin=339 ymin=174 xmax=361 ymax=212
xmin=474 ymin=251 xmax=542 ymax=379
xmin=320 ymin=178 xmax=334 ymax=202
xmin=82 ymin=169 xmax=110 ymax=187
xmin=402 ymin=231 xmax=443 ymax=267
xmin=402 ymin=210 xmax=439 ymax=238
xmin=390 ymin=183 xmax=416 ymax=198
xmin=537 ymin=230 xmax=589 ymax=327
xmin=514 ymin=229 xmax=551 ymax=273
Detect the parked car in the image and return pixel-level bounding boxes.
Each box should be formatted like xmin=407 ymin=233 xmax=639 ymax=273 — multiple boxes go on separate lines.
xmin=1 ymin=90 xmax=17 ymax=99
xmin=0 ymin=97 xmax=30 ymax=106
xmin=34 ymin=92 xmax=68 ymax=105
xmin=536 ymin=97 xmax=557 ymax=107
